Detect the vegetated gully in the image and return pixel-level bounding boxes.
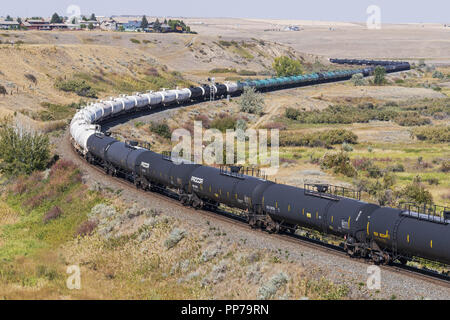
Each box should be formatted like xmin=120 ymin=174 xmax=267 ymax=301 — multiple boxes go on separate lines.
xmin=61 ymin=99 xmax=450 ymax=289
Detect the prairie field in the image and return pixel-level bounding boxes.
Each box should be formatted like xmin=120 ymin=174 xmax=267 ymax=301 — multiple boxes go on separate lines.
xmin=0 ymin=19 xmax=449 ymax=299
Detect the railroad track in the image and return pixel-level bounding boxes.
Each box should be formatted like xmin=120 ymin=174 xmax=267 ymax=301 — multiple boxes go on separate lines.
xmin=66 ymin=134 xmax=450 ymax=289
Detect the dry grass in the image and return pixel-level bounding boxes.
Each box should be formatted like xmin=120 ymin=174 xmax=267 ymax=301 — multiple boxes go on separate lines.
xmin=0 ymin=200 xmax=18 ymax=226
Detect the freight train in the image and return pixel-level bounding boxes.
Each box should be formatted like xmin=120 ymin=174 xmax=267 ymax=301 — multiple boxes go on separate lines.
xmin=70 ymin=59 xmax=450 ymax=266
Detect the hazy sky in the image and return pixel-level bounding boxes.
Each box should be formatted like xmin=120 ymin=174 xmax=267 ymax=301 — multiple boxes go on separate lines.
xmin=2 ymin=0 xmax=449 ymax=23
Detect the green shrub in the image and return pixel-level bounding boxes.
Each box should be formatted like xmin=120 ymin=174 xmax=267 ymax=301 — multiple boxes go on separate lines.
xmin=400 ymin=177 xmax=433 ymax=205
xmin=218 ymin=40 xmax=232 ymax=47
xmin=55 ymin=78 xmax=97 ymax=98
xmin=239 ymin=87 xmax=264 ymax=115
xmin=352 ymin=158 xmax=374 ymax=171
xmin=210 ymin=116 xmax=236 ymax=132
xmin=387 ymin=163 xmax=405 ymax=172
xmin=237 ymin=70 xmax=257 ymax=76
xmin=320 ymin=151 xmax=357 ymax=177
xmin=150 ymin=122 xmax=171 ymax=139
xmin=432 ymin=71 xmax=445 ymax=79
xmin=285 ymin=107 xmax=300 ymax=120
xmin=210 ymin=68 xmax=236 ymax=74
xmin=342 ymin=142 xmax=353 ymax=152
xmin=319 ymin=129 xmax=358 ymax=145
xmin=273 ymin=56 xmax=303 ymax=77
xmin=280 ymin=129 xmax=358 ymax=148
xmin=367 ymin=165 xmax=383 ymax=178
xmin=351 ymin=73 xmax=365 ymax=86
xmin=394 ymin=113 xmax=431 ymax=126
xmin=412 ymin=126 xmax=450 ymax=143
xmin=0 ymin=118 xmax=50 ymax=175
xmin=440 ymin=160 xmax=449 ymax=173
xmin=130 ymin=38 xmax=141 ymax=44
xmin=35 ymin=102 xmax=80 ymax=121
xmin=374 ymin=66 xmax=386 ymax=85
xmin=288 ymin=104 xmax=398 ymax=124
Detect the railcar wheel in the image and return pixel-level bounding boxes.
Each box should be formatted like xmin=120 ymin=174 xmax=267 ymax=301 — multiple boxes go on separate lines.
xmin=180 ymin=195 xmax=190 ymax=206
xmin=192 ymin=199 xmax=203 ymax=210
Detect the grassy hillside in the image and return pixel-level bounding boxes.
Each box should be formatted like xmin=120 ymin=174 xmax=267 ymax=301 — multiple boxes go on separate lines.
xmin=0 ymin=160 xmax=351 ymax=300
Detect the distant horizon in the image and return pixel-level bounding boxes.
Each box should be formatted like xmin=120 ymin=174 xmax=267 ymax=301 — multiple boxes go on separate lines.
xmin=1 ymin=0 xmax=449 ymax=24
xmin=1 ymin=15 xmax=448 ymax=25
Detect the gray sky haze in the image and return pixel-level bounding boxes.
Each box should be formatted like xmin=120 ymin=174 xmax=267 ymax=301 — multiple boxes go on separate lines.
xmin=1 ymin=0 xmax=449 ymax=23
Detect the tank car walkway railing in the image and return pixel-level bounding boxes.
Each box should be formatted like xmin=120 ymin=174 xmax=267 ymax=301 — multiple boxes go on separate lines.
xmin=219 ymin=165 xmax=270 ymax=181
xmin=399 ymin=203 xmax=450 ymax=225
xmin=304 ymin=183 xmax=361 ymax=201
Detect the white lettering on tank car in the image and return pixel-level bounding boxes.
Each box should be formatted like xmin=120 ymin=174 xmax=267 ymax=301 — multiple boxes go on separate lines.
xmin=191 ymin=176 xmax=204 ymax=184
xmin=356 ymin=210 xmax=362 ymax=222
xmin=141 ymin=162 xmax=150 ymax=169
xmin=341 ymin=219 xmax=349 ymax=229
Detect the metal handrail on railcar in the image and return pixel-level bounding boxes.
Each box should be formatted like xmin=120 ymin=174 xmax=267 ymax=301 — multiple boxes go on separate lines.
xmin=398 ymin=202 xmax=450 ymax=225
xmin=219 ymin=165 xmax=270 ymax=181
xmin=304 ymin=183 xmax=361 ymax=201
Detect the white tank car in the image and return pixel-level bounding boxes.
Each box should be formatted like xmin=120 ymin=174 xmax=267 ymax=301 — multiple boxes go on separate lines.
xmin=69 ymin=81 xmax=242 ymax=153
xmin=175 ymin=88 xmax=192 ymax=102
xmin=83 ymin=103 xmax=105 ymax=123
xmin=159 ymin=90 xmax=177 ymax=104
xmin=142 ymin=92 xmax=163 ymax=106
xmin=102 ymin=101 xmax=114 ymax=118
xmin=135 ymin=95 xmax=150 ymax=108
xmin=110 ymin=99 xmax=125 ymax=115
xmin=116 ymin=96 xmax=136 ymax=112
xmin=224 ymin=82 xmax=239 ymax=94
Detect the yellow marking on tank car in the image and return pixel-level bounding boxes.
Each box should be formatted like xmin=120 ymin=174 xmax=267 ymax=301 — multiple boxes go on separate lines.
xmin=307 ymin=213 xmax=311 ymax=219
xmin=430 ymin=240 xmax=433 ymax=248
xmin=367 ymin=222 xmax=370 ymax=235
xmin=331 ymin=216 xmax=334 ymax=223
xmin=407 ymin=234 xmax=410 ymax=243
xmin=288 ymin=205 xmax=291 ymax=212
xmin=348 ymin=217 xmax=351 ymax=229
xmin=379 ymin=230 xmax=390 ymax=239
xmin=373 ymin=230 xmax=390 ymax=239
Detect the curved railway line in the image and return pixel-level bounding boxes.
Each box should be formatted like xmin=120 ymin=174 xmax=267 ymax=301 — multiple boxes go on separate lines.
xmin=66 ymin=133 xmax=450 ymax=289
xmin=66 ymin=58 xmax=450 ymax=289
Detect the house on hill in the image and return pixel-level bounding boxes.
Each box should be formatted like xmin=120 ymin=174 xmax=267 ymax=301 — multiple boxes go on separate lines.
xmin=24 ymin=19 xmax=50 ymax=30
xmin=100 ymin=19 xmax=117 ymax=31
xmin=116 ymin=20 xmax=141 ymax=31
xmin=0 ymin=20 xmax=20 ymax=30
